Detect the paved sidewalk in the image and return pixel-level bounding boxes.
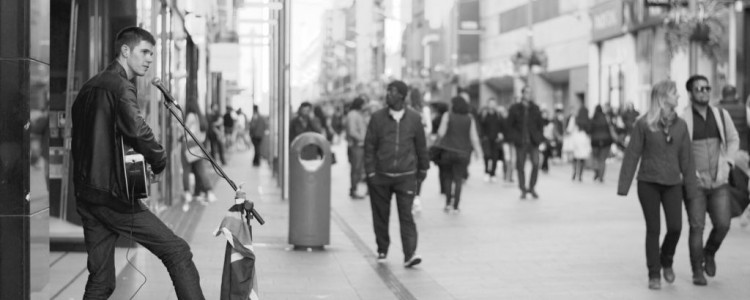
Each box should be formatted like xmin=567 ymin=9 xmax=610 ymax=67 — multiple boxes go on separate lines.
xmin=47 ymin=144 xmax=750 ymax=299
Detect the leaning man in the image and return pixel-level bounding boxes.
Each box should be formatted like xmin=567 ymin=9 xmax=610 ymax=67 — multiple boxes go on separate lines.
xmin=71 ymin=27 xmax=204 ymax=299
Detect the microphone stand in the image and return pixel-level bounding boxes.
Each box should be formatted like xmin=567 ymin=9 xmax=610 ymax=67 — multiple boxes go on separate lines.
xmin=162 ymin=100 xmax=265 ymax=225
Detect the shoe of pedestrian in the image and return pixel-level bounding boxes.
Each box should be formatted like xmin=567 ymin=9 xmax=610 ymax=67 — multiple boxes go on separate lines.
xmin=520 ymin=190 xmax=527 ymax=200
xmin=490 ymin=176 xmax=497 ymax=183
xmin=693 ymin=272 xmax=707 ymax=286
xmin=350 ymin=193 xmax=365 ymax=200
xmin=704 ymin=254 xmax=716 ymax=277
xmin=412 ymin=196 xmax=422 ymax=214
xmin=404 ymin=254 xmax=422 ymax=268
xmin=529 ymin=190 xmax=539 ymax=199
xmin=483 ymin=174 xmax=490 ymax=182
xmin=377 ymin=252 xmax=387 ymax=263
xmin=452 ymin=208 xmax=461 ymax=214
xmin=663 ymin=267 xmax=675 ymax=283
xmin=648 ymin=278 xmax=661 ymax=290
xmin=195 ymin=192 xmax=207 ymax=203
xmin=444 ymin=205 xmax=452 ymax=213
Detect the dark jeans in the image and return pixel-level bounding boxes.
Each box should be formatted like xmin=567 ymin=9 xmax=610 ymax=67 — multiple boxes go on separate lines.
xmin=441 ymin=150 xmax=470 ymax=209
xmin=483 ymin=139 xmax=499 ymax=176
xmin=367 ymin=174 xmax=418 ymax=260
xmin=182 ymin=159 xmax=212 ymax=195
xmin=208 ymin=133 xmax=226 ymax=165
xmin=515 ymin=143 xmax=540 ymax=192
xmin=637 ymin=181 xmax=683 ymax=279
xmin=591 ymin=146 xmax=610 ymax=179
xmin=348 ymin=146 xmax=365 ymax=194
xmin=251 ymin=137 xmax=263 ymax=166
xmin=76 ymin=202 xmax=204 ymax=300
xmin=686 ymin=184 xmax=731 ymax=270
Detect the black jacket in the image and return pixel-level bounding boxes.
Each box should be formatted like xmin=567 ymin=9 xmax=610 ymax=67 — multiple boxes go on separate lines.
xmin=506 ymin=101 xmax=546 ymax=146
xmin=72 ymin=62 xmax=166 ymax=212
xmin=364 ymin=108 xmax=429 ymax=177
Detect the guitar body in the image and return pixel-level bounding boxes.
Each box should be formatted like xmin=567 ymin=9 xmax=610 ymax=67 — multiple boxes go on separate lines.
xmin=121 ymin=136 xmax=150 ymax=200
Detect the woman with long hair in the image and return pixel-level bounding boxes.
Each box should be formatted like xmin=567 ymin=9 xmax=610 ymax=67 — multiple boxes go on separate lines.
xmin=589 ymin=105 xmax=614 ymax=182
xmin=182 ymin=99 xmax=217 ymax=211
xmin=435 ymin=96 xmax=484 ymax=213
xmin=565 ymin=95 xmax=591 ymax=181
xmin=617 ymin=80 xmax=699 ymax=290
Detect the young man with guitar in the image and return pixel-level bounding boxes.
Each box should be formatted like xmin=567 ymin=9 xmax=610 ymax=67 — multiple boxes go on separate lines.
xmin=71 ymin=27 xmax=204 ymax=299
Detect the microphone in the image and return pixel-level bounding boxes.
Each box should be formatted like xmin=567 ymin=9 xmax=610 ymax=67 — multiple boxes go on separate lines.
xmin=151 ymin=78 xmax=179 ymax=107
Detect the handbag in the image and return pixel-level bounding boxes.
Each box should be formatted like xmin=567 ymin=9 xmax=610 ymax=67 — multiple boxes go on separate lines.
xmin=719 ymin=110 xmax=750 ymax=217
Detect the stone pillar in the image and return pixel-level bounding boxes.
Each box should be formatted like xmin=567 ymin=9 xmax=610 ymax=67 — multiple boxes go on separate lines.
xmin=0 ymin=0 xmax=51 ymax=299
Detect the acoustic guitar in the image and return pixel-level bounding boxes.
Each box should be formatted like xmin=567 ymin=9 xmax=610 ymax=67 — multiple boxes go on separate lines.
xmin=121 ymin=137 xmax=150 ymax=200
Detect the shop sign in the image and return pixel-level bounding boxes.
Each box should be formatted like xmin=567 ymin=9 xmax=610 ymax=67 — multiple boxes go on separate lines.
xmin=591 ymin=0 xmax=624 ymax=42
xmin=645 ymin=0 xmax=671 ymax=6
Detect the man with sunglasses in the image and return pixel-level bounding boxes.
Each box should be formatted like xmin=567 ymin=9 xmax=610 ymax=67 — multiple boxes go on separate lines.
xmin=679 ymin=75 xmax=739 ymax=286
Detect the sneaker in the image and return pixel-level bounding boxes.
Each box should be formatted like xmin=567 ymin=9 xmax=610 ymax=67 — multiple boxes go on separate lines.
xmin=529 ymin=190 xmax=539 ymax=199
xmin=490 ymin=176 xmax=497 ymax=183
xmin=412 ymin=196 xmax=422 ymax=213
xmin=693 ymin=271 xmax=707 ymax=286
xmin=663 ymin=267 xmax=675 ymax=283
xmin=444 ymin=205 xmax=452 ymax=213
xmin=520 ymin=190 xmax=527 ymax=200
xmin=377 ymin=252 xmax=387 ymax=262
xmin=404 ymin=255 xmax=422 ymax=268
xmin=350 ymin=192 xmax=365 ymax=200
xmin=648 ymin=278 xmax=661 ymax=290
xmin=452 ymin=208 xmax=461 ymax=214
xmin=483 ymin=175 xmax=490 ymax=182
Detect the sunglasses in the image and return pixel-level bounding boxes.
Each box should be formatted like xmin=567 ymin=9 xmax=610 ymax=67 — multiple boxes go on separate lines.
xmin=694 ymin=86 xmax=712 ymax=93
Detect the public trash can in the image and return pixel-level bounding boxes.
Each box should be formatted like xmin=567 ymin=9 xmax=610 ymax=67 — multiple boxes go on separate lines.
xmin=289 ymin=132 xmax=331 ymax=248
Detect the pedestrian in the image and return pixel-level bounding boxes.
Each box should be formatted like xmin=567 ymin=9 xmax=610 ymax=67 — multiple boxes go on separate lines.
xmin=435 ymin=96 xmax=483 ymax=213
xmin=248 ymin=105 xmax=268 ymax=167
xmin=478 ymin=98 xmax=503 ymax=182
xmin=430 ymin=102 xmax=450 ymax=195
xmin=589 ymin=105 xmax=615 ymax=182
xmin=206 ymin=103 xmax=226 ymax=165
xmin=506 ymin=86 xmax=546 ymax=199
xmin=565 ymin=94 xmax=591 ymax=182
xmin=223 ymin=105 xmax=236 ymax=150
xmin=617 ymin=79 xmax=699 ymax=290
xmin=364 ymin=80 xmax=429 ymax=268
xmin=407 ymin=87 xmax=432 ymax=213
xmin=70 ymin=26 xmax=204 ymax=299
xmin=718 ymin=85 xmax=747 ymax=151
xmin=620 ymin=102 xmax=640 ymax=147
xmin=346 ymin=96 xmax=367 ymax=199
xmin=181 ymin=99 xmax=218 ymax=211
xmin=234 ymin=107 xmax=250 ymax=150
xmin=290 ymin=102 xmax=315 ymax=143
xmin=498 ymin=106 xmax=514 ymax=183
xmin=679 ymin=75 xmax=739 ymax=286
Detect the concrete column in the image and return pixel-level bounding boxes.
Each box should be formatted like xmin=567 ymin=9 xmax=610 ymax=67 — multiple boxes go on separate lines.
xmin=0 ymin=0 xmax=51 ymax=299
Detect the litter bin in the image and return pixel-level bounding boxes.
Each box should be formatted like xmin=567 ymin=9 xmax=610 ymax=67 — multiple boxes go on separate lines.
xmin=289 ymin=132 xmax=331 ymax=248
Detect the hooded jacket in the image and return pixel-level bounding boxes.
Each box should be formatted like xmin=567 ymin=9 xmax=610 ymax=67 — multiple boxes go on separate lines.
xmin=72 ymin=61 xmax=166 ymax=213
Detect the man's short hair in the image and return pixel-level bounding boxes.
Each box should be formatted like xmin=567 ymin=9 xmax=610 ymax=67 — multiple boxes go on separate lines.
xmin=114 ymin=26 xmax=156 ymax=57
xmin=722 ymin=85 xmax=737 ymax=98
xmin=387 ymin=80 xmax=409 ymax=97
xmin=299 ymin=102 xmax=312 ymax=110
xmin=351 ymin=97 xmax=366 ymax=110
xmin=686 ymin=75 xmax=709 ymax=92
